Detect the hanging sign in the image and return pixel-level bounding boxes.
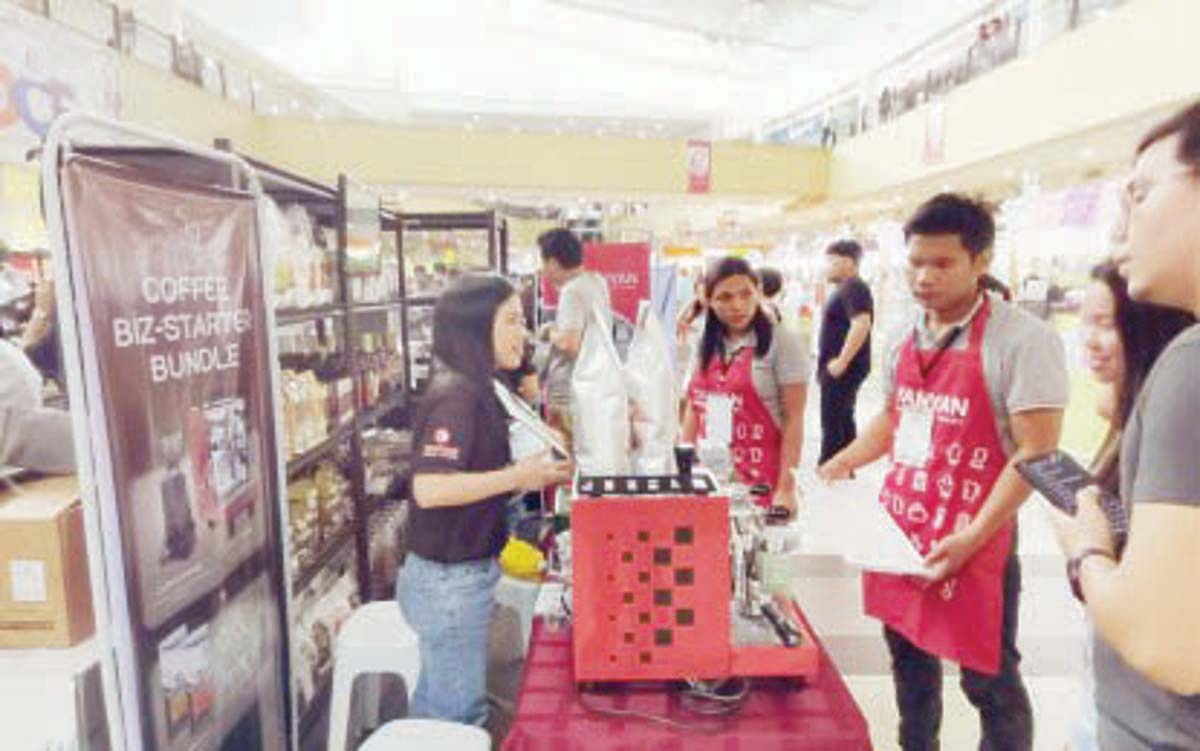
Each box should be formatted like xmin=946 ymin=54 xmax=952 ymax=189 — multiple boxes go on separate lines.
xmin=60 ymin=156 xmax=289 ymax=751
xmin=687 ymin=139 xmax=712 ymax=193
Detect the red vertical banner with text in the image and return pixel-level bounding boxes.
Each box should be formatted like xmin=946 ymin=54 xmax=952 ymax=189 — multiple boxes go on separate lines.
xmin=582 ymin=242 xmax=651 ymax=326
xmin=540 ymin=241 xmax=651 ymax=325
xmin=687 ymin=139 xmax=711 ymax=194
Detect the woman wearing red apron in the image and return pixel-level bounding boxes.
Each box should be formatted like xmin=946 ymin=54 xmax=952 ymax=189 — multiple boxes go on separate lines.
xmin=819 ymin=194 xmax=1067 ymax=751
xmin=681 ymin=257 xmax=808 ymax=515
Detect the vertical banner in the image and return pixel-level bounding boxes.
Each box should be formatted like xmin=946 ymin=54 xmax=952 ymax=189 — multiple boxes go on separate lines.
xmin=0 ymin=5 xmax=120 ymax=163
xmin=686 ymin=139 xmax=712 ymax=194
xmin=61 ymin=157 xmax=288 ymax=751
xmin=539 ymin=242 xmax=651 ymax=359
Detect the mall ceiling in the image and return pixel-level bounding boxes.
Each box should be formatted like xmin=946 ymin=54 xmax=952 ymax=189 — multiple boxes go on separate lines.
xmin=182 ymin=0 xmax=1001 ymax=140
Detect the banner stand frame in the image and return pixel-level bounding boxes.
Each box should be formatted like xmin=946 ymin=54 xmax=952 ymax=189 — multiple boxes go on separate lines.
xmin=41 ymin=112 xmax=294 ymax=751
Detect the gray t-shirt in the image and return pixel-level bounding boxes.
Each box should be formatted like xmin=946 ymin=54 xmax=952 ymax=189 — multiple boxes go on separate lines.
xmin=703 ymin=323 xmax=810 ymax=428
xmin=545 ymin=271 xmax=612 ymax=407
xmin=0 ymin=340 xmax=75 ymax=474
xmin=881 ymin=296 xmax=1069 ymax=455
xmin=1095 ymin=324 xmax=1200 ymax=750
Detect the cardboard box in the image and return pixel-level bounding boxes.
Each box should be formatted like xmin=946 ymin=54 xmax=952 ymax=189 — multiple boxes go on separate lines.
xmin=0 ymin=476 xmax=95 ymax=648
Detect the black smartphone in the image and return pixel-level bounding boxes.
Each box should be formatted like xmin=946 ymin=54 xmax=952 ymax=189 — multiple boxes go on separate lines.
xmin=1015 ymin=450 xmax=1095 ymax=515
xmin=1016 ymin=450 xmax=1129 ymax=553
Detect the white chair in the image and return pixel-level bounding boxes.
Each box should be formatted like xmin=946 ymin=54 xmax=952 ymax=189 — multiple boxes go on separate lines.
xmin=493 ymin=575 xmax=541 ymax=656
xmin=327 ymin=601 xmax=423 ymax=751
xmin=358 ymin=718 xmax=490 ymax=751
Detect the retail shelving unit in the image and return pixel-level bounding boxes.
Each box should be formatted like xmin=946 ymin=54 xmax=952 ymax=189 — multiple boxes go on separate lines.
xmin=396 ymin=211 xmax=508 ymax=394
xmin=250 ymin=163 xmax=414 ymax=738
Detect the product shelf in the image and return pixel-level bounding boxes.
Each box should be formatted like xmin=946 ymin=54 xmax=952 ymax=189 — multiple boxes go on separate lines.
xmin=293 ymin=526 xmax=355 ymax=592
xmin=274 ymin=304 xmax=345 ymax=326
xmin=285 ymin=422 xmax=353 ymax=480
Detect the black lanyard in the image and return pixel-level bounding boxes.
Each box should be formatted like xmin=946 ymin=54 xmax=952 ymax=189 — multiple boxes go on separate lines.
xmin=915 ymin=325 xmax=966 ymax=381
xmin=914 ymin=299 xmax=984 ymax=381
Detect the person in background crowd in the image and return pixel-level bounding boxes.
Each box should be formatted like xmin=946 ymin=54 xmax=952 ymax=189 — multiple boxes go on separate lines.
xmin=21 ymin=272 xmax=63 ymax=389
xmin=817 ymin=239 xmax=874 ymax=464
xmin=758 ymin=266 xmax=784 ymax=324
xmin=819 ymin=194 xmax=1068 ymax=751
xmin=398 ymin=275 xmax=571 ymax=725
xmin=537 ymin=228 xmax=612 ymax=449
xmin=0 ymin=334 xmax=74 ymax=474
xmin=681 ymin=257 xmax=807 ymax=515
xmin=1069 ymin=261 xmax=1194 ymax=751
xmin=675 ymin=276 xmax=708 ymax=410
xmin=1047 ymin=101 xmax=1200 ymax=750
xmin=978 ymin=272 xmax=1013 ymax=303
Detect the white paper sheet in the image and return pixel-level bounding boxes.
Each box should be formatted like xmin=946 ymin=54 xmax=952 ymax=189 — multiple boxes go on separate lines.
xmin=801 ymin=474 xmax=931 ymax=578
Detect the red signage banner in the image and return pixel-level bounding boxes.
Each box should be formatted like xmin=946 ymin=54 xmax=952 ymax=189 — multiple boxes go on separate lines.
xmin=687 ymin=139 xmax=712 ymax=194
xmin=541 ymin=242 xmax=651 ymax=326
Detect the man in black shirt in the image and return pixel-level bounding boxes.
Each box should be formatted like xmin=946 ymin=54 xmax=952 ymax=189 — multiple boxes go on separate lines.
xmin=818 ymin=239 xmax=874 ymax=463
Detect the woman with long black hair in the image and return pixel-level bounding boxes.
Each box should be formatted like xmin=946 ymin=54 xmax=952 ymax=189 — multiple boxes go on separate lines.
xmin=1068 ymin=260 xmax=1194 ymax=751
xmin=681 ymin=257 xmax=808 ymax=514
xmin=397 ymin=274 xmax=571 ymax=726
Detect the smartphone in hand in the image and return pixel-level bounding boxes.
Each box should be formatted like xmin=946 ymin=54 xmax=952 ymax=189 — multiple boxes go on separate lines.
xmin=1016 ymin=450 xmax=1129 ymax=553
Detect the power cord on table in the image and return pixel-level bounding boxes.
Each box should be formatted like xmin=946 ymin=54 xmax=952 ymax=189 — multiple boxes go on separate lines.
xmin=576 ymin=676 xmax=751 ymax=730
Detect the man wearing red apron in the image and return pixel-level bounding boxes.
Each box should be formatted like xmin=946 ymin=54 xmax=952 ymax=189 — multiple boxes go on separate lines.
xmin=820 ymin=194 xmax=1068 ymax=751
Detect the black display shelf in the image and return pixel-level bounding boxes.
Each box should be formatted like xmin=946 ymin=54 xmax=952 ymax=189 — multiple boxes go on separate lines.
xmin=293 ymin=526 xmax=355 ymax=592
xmin=275 ymin=305 xmax=345 ymax=326
xmin=285 ymin=422 xmax=353 ymax=480
xmin=358 ymin=390 xmax=407 ymax=429
xmin=348 ymin=299 xmax=404 ymax=314
xmin=404 ymin=295 xmax=438 ymax=306
xmin=298 ymin=674 xmax=333 ymax=738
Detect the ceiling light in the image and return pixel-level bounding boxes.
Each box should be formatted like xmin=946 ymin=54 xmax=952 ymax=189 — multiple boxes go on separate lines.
xmin=1002 ymin=167 xmax=1016 ymax=179
xmin=637 ymin=130 xmax=647 ymax=139
xmin=472 ymin=114 xmax=481 ymax=122
xmin=1079 ymin=147 xmax=1096 ymax=160
xmin=596 ymin=127 xmax=606 ymax=136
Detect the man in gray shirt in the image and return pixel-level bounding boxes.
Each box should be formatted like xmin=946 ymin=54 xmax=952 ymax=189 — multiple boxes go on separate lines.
xmin=1049 ymin=101 xmax=1200 ymax=750
xmin=0 ymin=338 xmax=74 ymax=473
xmin=537 ymin=229 xmax=611 ymax=447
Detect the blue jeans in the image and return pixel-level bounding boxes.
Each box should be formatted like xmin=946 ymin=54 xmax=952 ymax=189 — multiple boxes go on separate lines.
xmin=396 ymin=553 xmax=499 ymax=726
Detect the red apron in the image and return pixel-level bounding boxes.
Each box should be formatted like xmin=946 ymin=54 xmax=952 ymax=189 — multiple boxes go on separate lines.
xmin=864 ymin=298 xmax=1013 ymax=675
xmin=687 ymin=345 xmax=783 ymax=507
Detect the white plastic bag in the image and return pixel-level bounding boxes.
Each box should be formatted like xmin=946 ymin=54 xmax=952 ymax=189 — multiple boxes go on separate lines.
xmin=570 ymin=307 xmax=631 ymax=475
xmin=624 ymin=302 xmax=678 ymax=474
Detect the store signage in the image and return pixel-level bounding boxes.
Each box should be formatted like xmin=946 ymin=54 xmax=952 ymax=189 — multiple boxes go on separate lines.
xmin=687 ymin=139 xmax=711 ymax=193
xmin=541 ymin=242 xmax=652 ymax=328
xmin=0 ymin=5 xmax=119 ymax=163
xmin=60 ymin=157 xmax=289 ymax=751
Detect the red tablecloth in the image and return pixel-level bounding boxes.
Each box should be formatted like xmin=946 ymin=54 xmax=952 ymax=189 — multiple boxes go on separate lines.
xmin=501 ymin=612 xmax=872 ymax=751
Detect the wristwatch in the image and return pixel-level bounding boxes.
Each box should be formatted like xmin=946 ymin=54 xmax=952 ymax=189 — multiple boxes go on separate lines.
xmin=1066 ymin=547 xmax=1114 ymax=603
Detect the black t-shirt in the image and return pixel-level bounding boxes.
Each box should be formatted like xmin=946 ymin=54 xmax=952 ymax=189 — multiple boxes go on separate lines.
xmin=818 ymin=276 xmax=874 ymax=380
xmin=406 ymin=373 xmax=512 ymax=563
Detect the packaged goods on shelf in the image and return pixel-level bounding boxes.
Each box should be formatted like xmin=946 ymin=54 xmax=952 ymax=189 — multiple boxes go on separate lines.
xmin=264 ymin=200 xmax=338 ymax=310
xmin=286 ymin=461 xmax=352 ymax=574
xmin=362 ymin=428 xmax=412 ymax=498
xmin=366 ymin=502 xmax=408 ymax=601
xmin=279 ymin=369 xmax=355 ymax=458
xmin=292 ymin=557 xmax=359 ymax=714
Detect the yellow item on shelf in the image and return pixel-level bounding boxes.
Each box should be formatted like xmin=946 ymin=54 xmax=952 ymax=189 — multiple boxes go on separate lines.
xmin=498 ymin=537 xmax=545 ymax=581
